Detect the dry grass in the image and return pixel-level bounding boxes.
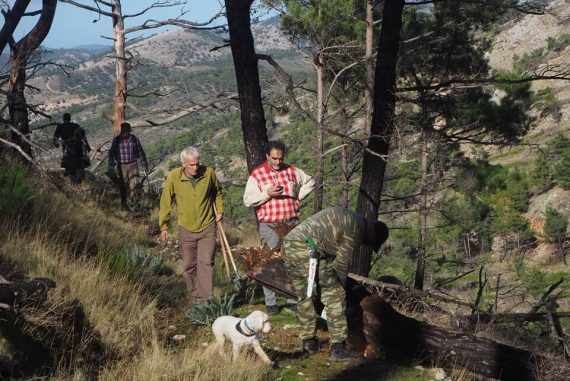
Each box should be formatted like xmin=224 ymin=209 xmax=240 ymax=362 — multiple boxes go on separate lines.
xmin=0 ymin=181 xmax=273 ymax=381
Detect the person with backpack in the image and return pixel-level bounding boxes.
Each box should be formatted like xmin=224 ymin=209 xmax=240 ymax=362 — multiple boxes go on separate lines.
xmin=61 ymin=127 xmax=90 ymax=183
xmin=53 ymin=113 xmax=90 ymax=175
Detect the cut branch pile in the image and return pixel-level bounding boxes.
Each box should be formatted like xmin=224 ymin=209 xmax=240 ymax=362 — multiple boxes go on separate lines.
xmin=237 ymin=246 xmax=296 ymax=300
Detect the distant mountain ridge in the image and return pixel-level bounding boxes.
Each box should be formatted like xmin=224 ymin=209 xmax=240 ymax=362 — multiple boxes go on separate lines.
xmin=24 ymin=15 xmax=308 ymax=146
xmin=68 ymin=44 xmax=112 ymax=53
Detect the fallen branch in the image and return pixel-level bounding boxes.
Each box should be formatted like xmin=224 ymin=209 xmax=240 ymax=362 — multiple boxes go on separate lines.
xmin=456 ymin=311 xmax=570 ymax=326
xmin=0 ymin=277 xmax=56 ymax=306
xmin=348 ymin=272 xmax=480 ymax=311
xmin=361 ymin=294 xmax=569 ymax=381
xmin=129 ymin=92 xmax=238 ymax=127
xmin=525 ymin=278 xmax=564 ymax=317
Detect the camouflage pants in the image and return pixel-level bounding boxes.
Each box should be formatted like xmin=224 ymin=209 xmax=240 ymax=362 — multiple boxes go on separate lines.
xmin=281 ymin=239 xmax=347 ymax=344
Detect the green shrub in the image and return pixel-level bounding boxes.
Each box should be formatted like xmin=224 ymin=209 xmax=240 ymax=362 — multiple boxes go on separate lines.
xmin=531 ymin=148 xmax=553 ymax=192
xmin=543 ymin=206 xmax=568 ymax=244
xmin=554 ymin=149 xmax=570 ymax=189
xmin=0 ymin=167 xmax=34 ymax=216
xmin=531 ymin=88 xmax=560 ymax=114
xmin=185 ymin=293 xmax=236 ymax=326
xmin=98 ymin=245 xmax=171 ymax=280
xmin=126 ymin=245 xmax=171 ymax=276
xmin=546 ymin=34 xmax=570 ymax=52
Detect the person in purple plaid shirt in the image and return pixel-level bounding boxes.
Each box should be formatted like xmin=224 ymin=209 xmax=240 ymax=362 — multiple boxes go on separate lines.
xmin=108 ymin=122 xmax=148 ymax=210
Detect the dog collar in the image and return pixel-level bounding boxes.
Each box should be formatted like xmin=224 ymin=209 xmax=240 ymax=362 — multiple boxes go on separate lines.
xmin=235 ymin=319 xmax=256 ymax=337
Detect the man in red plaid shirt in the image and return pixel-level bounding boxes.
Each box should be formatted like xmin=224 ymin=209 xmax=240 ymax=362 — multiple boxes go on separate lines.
xmin=243 ymin=140 xmax=314 ymax=315
xmin=108 ymin=122 xmax=148 ymax=210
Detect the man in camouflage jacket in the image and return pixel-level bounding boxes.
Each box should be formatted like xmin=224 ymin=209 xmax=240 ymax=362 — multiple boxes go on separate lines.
xmin=281 ymin=207 xmax=389 ymax=361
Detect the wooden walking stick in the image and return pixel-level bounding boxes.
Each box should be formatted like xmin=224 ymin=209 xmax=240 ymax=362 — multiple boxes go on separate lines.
xmin=214 ymin=205 xmax=242 ymax=280
xmin=218 ymin=220 xmax=241 ymax=278
xmin=217 ymin=228 xmax=231 ymax=280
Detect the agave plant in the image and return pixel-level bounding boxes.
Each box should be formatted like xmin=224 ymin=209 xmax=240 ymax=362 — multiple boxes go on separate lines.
xmin=185 ymin=293 xmax=236 ymax=326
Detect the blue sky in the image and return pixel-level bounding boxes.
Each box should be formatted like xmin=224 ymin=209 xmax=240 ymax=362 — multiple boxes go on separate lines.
xmin=8 ymin=0 xmax=226 ymax=49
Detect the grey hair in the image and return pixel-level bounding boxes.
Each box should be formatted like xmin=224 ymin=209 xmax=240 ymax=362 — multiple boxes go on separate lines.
xmin=180 ymin=146 xmax=201 ymax=164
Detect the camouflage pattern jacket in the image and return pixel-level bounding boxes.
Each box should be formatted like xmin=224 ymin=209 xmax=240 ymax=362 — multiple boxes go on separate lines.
xmin=283 ymin=207 xmax=366 ymax=283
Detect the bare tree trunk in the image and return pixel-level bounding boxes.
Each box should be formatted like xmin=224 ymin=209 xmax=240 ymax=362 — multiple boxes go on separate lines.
xmin=340 ymin=143 xmax=349 ymax=208
xmin=340 ymin=103 xmax=350 ymax=208
xmin=8 ymin=59 xmax=30 ymax=154
xmin=0 ymin=0 xmax=32 ymax=54
xmin=557 ymin=238 xmax=567 ymax=265
xmin=111 ymin=0 xmax=127 ymax=136
xmin=7 ymin=0 xmax=57 ymax=155
xmin=352 ymin=0 xmax=405 ymax=275
xmin=314 ymin=49 xmax=325 ymax=212
xmin=364 ymin=0 xmax=375 ymax=135
xmin=225 ymin=0 xmax=268 ymax=172
xmin=415 ymin=127 xmax=428 ymax=290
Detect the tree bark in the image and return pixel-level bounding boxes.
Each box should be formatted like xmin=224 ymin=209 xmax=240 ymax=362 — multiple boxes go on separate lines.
xmin=0 ymin=0 xmax=32 ymax=55
xmin=225 ymin=0 xmax=268 ymax=172
xmin=314 ymin=49 xmax=325 ymax=212
xmin=361 ymin=295 xmax=566 ymax=381
xmin=7 ymin=0 xmax=57 ymax=155
xmin=415 ymin=121 xmax=429 ymax=291
xmin=352 ymin=0 xmax=405 ymax=275
xmin=111 ymin=0 xmax=127 ymax=136
xmin=364 ymin=0 xmax=375 ymax=135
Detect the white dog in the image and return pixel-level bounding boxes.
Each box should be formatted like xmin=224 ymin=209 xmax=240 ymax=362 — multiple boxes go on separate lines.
xmin=209 ymin=310 xmax=273 ymax=365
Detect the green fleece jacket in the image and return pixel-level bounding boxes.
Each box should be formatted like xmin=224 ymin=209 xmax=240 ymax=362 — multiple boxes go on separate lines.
xmin=159 ymin=166 xmax=224 ymax=233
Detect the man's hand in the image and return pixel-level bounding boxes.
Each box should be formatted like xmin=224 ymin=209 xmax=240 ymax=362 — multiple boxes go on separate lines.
xmin=160 ymin=230 xmax=170 ymax=242
xmin=267 ymin=185 xmax=284 ymax=198
xmin=215 ymin=213 xmax=223 ymax=223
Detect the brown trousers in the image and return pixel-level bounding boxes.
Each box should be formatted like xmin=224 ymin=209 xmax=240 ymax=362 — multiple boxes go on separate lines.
xmin=118 ymin=161 xmax=139 ymax=205
xmin=179 ymin=223 xmax=217 ymax=302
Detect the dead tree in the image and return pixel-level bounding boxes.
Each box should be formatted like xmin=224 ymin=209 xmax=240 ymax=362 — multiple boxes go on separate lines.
xmin=6 ymin=0 xmax=57 ymax=155
xmin=0 ymin=0 xmax=32 ymax=55
xmin=61 ymin=0 xmax=225 ymax=135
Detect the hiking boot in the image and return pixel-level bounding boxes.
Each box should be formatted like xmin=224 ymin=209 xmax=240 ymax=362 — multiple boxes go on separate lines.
xmin=267 ymin=304 xmax=278 ymax=315
xmin=302 ymin=337 xmax=318 ymax=355
xmin=328 ymin=342 xmax=361 ymax=362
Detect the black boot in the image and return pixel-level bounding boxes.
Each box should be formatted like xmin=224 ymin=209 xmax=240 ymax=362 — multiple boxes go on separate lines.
xmin=267 ymin=304 xmax=278 ymax=315
xmin=302 ymin=337 xmax=318 ymax=355
xmin=328 ymin=341 xmax=360 ymax=362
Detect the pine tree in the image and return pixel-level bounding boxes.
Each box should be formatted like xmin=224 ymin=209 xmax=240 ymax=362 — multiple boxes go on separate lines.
xmin=544 ymin=206 xmax=568 ymax=264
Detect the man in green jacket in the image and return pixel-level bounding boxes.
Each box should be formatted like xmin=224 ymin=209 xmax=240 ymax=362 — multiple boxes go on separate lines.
xmin=159 ymin=146 xmax=224 ymax=304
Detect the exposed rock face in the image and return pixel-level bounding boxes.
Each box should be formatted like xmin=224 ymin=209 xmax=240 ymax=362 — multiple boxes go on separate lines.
xmin=525 ymin=186 xmax=570 ymax=235
xmin=524 ymin=186 xmax=570 ymax=264
xmin=488 ymin=0 xmax=570 ymax=71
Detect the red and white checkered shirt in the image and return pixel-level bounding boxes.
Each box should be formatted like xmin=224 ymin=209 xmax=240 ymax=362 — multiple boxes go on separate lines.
xmin=250 ymin=162 xmax=300 ymax=223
